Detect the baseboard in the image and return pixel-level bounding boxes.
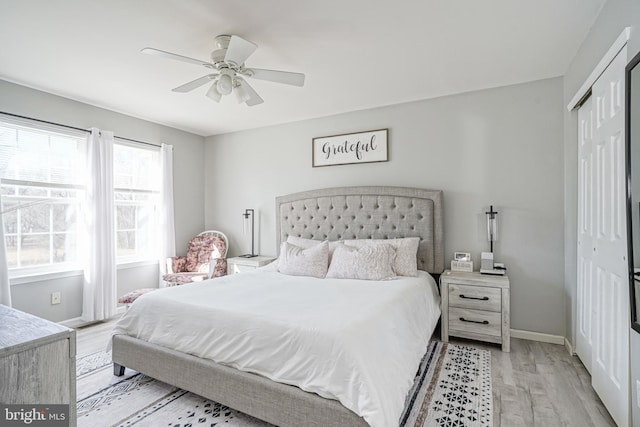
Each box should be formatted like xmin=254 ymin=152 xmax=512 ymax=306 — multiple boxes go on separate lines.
xmin=564 ymin=337 xmax=575 ymax=356
xmin=59 ymin=306 xmax=126 ymax=328
xmin=510 ymin=328 xmax=565 ymax=345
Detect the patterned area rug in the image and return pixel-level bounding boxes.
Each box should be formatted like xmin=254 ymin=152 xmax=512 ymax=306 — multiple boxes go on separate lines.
xmin=76 ymin=341 xmax=491 ymax=427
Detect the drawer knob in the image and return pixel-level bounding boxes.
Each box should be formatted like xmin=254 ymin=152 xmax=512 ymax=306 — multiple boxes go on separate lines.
xmin=460 ymin=294 xmax=489 ymax=301
xmin=460 ymin=317 xmax=489 ymax=325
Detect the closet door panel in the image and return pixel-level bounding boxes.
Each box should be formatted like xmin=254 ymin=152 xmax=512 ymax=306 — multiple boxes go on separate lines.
xmin=589 ymin=46 xmax=630 ymax=427
xmin=577 ymin=96 xmax=595 ymax=373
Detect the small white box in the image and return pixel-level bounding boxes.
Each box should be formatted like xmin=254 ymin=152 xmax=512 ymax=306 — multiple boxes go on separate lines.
xmin=451 ymin=260 xmax=473 ymax=272
xmin=480 ymin=252 xmax=494 ymax=270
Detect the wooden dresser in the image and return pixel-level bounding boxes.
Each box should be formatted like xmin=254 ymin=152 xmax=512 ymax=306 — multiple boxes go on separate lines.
xmin=440 ymin=269 xmax=510 ymax=352
xmin=0 ymin=305 xmax=76 ymax=424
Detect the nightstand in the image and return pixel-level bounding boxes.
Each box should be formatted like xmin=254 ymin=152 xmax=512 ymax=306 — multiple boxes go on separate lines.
xmin=440 ymin=269 xmax=510 ymax=352
xmin=227 ymin=256 xmax=276 ymax=274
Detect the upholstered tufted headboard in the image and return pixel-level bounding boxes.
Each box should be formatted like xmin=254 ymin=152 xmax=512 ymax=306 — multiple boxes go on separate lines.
xmin=275 ymin=186 xmax=444 ymax=274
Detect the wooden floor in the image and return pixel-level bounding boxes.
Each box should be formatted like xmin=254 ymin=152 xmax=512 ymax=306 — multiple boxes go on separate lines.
xmin=450 ymin=337 xmax=616 ymax=427
xmin=76 ymin=318 xmax=616 ymax=427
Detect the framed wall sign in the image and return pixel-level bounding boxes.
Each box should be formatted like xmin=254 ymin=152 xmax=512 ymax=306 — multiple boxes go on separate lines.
xmin=312 ymin=128 xmax=388 ymax=167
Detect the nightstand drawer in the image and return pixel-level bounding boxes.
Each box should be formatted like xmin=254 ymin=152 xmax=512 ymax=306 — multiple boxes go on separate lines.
xmin=449 ymin=284 xmax=501 ymax=312
xmin=449 ymin=307 xmax=502 ymax=337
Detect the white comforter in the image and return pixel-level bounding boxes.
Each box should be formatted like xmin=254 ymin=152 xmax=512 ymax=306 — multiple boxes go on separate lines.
xmin=111 ymin=268 xmax=441 ymax=427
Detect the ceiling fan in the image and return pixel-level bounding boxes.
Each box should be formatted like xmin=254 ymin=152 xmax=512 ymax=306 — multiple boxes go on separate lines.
xmin=142 ymin=35 xmax=305 ymax=106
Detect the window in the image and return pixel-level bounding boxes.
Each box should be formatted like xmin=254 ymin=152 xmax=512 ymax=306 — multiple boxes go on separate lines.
xmin=0 ymin=117 xmax=163 ymax=277
xmin=0 ymin=121 xmax=85 ymax=273
xmin=113 ymin=142 xmax=160 ymax=261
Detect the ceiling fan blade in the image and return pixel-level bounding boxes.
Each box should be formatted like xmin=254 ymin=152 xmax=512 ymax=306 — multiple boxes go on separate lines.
xmin=245 ymin=68 xmax=305 ymax=87
xmin=241 ymin=79 xmax=264 ymax=106
xmin=224 ymin=35 xmax=257 ymax=66
xmin=172 ymin=75 xmax=217 ymax=93
xmin=141 ymin=47 xmax=214 ymax=69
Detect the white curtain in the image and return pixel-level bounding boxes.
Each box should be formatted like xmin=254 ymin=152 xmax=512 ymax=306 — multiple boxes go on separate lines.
xmin=158 ymin=143 xmax=176 ymax=287
xmin=0 ymin=193 xmax=11 ymax=307
xmin=81 ymin=128 xmax=116 ymax=322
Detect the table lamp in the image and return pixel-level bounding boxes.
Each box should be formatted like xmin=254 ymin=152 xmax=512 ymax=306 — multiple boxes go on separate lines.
xmin=240 ymin=208 xmax=257 ymax=258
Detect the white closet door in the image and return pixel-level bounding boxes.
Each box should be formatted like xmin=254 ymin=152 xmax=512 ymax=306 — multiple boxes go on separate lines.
xmin=590 ymin=46 xmax=629 ymax=427
xmin=577 ymin=96 xmax=595 ymax=374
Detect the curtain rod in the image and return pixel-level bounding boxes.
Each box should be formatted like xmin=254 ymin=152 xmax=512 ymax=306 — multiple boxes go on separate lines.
xmin=0 ymin=111 xmax=161 ymax=148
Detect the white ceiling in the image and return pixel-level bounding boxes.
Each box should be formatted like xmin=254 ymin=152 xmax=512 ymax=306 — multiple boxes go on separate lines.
xmin=0 ymin=0 xmax=605 ymax=137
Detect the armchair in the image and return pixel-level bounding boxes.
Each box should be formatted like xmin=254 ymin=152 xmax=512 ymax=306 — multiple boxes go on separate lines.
xmin=163 ymin=230 xmax=228 ymax=286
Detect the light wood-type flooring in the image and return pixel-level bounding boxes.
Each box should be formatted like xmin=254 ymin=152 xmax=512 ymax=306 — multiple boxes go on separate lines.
xmin=76 ymin=318 xmax=616 ymax=427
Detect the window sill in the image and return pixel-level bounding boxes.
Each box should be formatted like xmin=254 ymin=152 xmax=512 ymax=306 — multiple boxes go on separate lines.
xmin=117 ymin=259 xmax=159 ymax=270
xmin=10 ymin=268 xmax=84 ymax=285
xmin=9 ymin=259 xmax=159 ymax=286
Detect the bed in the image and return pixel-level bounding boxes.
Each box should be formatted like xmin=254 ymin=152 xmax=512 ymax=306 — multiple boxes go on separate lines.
xmin=111 ymin=186 xmax=444 ymax=427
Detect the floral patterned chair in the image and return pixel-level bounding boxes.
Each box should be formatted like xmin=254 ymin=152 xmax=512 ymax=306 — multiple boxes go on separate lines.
xmin=162 ymin=230 xmax=228 ymax=286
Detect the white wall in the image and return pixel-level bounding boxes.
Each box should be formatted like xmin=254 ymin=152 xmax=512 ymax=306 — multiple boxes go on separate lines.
xmin=0 ymin=79 xmax=206 ymax=322
xmin=205 ymin=77 xmax=565 ymax=336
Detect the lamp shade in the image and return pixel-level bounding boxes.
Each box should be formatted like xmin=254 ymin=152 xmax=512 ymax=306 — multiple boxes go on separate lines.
xmin=234 ymin=81 xmax=250 ymax=104
xmin=206 ymin=83 xmax=222 ymax=102
xmin=485 ymin=205 xmax=498 ymax=252
xmin=216 ymin=74 xmax=233 ymax=95
xmin=487 ymin=213 xmax=497 ymax=242
xmin=241 ymin=209 xmax=257 ymax=257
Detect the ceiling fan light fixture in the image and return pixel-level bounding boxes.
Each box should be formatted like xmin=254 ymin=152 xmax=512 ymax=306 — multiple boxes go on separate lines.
xmin=234 ymin=81 xmax=250 ymax=104
xmin=143 ymin=34 xmax=305 ymax=106
xmin=205 ymin=82 xmax=222 ymax=102
xmin=216 ymin=73 xmax=233 ymax=95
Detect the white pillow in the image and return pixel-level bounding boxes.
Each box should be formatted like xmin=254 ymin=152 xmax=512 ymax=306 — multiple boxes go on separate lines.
xmin=286 ymin=236 xmax=341 ymax=263
xmin=342 ymin=237 xmax=420 ymax=276
xmin=326 ymin=243 xmax=396 ymax=281
xmin=278 ymin=241 xmax=329 ymax=278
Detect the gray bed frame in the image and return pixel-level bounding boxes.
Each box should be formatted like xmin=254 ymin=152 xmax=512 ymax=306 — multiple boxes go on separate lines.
xmin=112 ymin=186 xmax=444 ymax=427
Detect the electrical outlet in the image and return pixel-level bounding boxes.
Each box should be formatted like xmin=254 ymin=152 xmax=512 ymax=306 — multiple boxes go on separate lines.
xmin=51 ymin=292 xmax=61 ymax=305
